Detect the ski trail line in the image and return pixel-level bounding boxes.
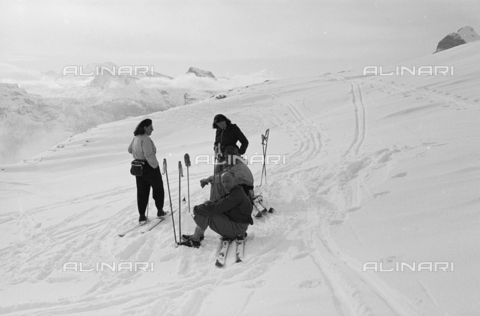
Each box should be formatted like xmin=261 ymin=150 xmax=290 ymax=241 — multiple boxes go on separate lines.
xmin=353 ymin=81 xmax=367 ymax=155
xmin=269 ymin=91 xmax=323 ymax=167
xmin=344 ymin=81 xmax=367 ymax=158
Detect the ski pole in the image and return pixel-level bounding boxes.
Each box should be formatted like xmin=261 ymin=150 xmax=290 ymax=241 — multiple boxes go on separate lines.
xmin=184 ymin=154 xmax=191 ymax=215
xmin=263 ymin=129 xmax=270 ymax=183
xmin=163 ymin=159 xmax=177 ymax=244
xmin=178 ymin=161 xmax=183 ymax=242
xmin=215 ymin=146 xmax=226 ymax=198
xmin=213 ymin=148 xmax=216 ymax=194
xmin=213 ymin=146 xmax=219 ymax=200
xmin=260 ymin=128 xmax=270 ymax=186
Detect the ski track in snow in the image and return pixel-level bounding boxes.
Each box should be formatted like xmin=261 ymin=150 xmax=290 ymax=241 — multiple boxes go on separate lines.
xmin=249 ymin=80 xmax=421 ymax=315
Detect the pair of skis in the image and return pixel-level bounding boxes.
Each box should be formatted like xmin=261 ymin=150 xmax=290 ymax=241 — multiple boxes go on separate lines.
xmin=253 ymin=195 xmax=275 ymax=218
xmin=215 ymin=236 xmax=246 ymax=267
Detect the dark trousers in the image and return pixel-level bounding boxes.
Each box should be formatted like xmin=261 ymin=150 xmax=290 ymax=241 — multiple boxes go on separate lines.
xmin=136 ymin=163 xmax=165 ymax=218
xmin=193 ymin=213 xmax=249 ymax=240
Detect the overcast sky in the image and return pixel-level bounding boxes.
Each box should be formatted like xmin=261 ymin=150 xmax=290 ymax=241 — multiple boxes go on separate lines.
xmin=1 ymin=0 xmax=479 ymax=80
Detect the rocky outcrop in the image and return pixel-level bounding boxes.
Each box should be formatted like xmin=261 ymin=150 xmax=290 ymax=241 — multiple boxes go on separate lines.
xmin=187 ymin=67 xmax=216 ymax=79
xmin=435 ymin=26 xmax=480 ymax=53
xmin=435 ymin=33 xmax=466 ymax=53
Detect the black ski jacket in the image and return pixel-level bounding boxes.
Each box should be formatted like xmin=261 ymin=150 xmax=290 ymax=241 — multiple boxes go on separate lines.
xmin=214 ymin=124 xmax=249 ymax=156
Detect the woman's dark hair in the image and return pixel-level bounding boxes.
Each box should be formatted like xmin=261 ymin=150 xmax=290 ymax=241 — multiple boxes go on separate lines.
xmin=134 ymin=118 xmax=152 ymax=136
xmin=212 ymin=114 xmax=232 ymax=129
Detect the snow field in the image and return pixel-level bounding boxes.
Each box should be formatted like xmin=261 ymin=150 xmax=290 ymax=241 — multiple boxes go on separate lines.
xmin=1 ymin=42 xmax=480 ymax=315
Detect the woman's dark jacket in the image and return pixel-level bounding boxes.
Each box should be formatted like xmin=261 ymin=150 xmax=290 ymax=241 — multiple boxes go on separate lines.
xmin=214 ymin=124 xmax=249 ymax=156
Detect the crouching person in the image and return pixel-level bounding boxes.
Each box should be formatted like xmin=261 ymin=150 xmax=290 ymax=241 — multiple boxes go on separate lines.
xmin=180 ymin=171 xmax=253 ymax=248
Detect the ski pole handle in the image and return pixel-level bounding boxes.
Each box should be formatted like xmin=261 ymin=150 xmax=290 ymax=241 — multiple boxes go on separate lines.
xmin=162 ymin=158 xmax=167 ymax=175
xmin=184 ymin=153 xmax=191 ymax=167
xmin=178 ymin=161 xmax=183 ymax=177
xmin=261 ymin=129 xmax=270 ymax=145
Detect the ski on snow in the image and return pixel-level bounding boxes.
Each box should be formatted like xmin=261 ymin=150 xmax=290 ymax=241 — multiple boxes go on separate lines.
xmin=215 ymin=238 xmax=232 ymax=267
xmin=140 ymin=217 xmax=166 ymax=234
xmin=118 ymin=223 xmax=144 ymax=237
xmin=253 ymin=195 xmax=275 ymax=218
xmin=235 ymin=238 xmax=246 ymax=263
xmin=215 ymin=236 xmax=247 ymax=267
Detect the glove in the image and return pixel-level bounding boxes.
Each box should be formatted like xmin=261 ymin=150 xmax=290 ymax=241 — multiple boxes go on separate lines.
xmin=200 ymin=179 xmax=209 ymax=188
xmin=214 ymin=145 xmax=223 ymax=160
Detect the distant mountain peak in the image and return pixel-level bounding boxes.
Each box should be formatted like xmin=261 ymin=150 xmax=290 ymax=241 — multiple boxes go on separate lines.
xmin=187 ymin=67 xmax=216 ymax=79
xmin=435 ymin=26 xmax=480 ymax=53
xmin=1 ymin=82 xmax=21 ymax=90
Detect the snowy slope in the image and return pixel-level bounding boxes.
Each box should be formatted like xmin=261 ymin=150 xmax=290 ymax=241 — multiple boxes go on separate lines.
xmin=1 ymin=43 xmax=480 ymax=316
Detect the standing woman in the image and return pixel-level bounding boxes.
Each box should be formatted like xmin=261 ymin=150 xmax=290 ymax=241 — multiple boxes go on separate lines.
xmin=128 ymin=119 xmax=166 ymax=224
xmin=212 ymin=114 xmax=249 ymax=175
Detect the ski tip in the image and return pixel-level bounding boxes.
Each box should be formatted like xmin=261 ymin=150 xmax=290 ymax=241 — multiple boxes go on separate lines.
xmin=268 ymin=207 xmax=275 ymax=213
xmin=215 ymin=261 xmax=224 ymax=268
xmin=254 ymin=212 xmax=263 ymax=218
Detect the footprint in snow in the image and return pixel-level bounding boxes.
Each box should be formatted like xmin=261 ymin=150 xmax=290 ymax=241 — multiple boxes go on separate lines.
xmin=330 ymin=219 xmax=344 ymax=225
xmin=292 ymin=252 xmax=309 ymax=260
xmin=299 ymin=279 xmax=321 ymax=289
xmin=347 ymin=206 xmax=361 ymax=213
xmin=373 ymin=190 xmax=390 ymax=198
